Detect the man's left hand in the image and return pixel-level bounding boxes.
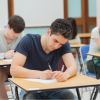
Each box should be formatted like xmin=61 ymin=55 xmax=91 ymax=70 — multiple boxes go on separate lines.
xmin=51 ymin=71 xmax=68 ymax=82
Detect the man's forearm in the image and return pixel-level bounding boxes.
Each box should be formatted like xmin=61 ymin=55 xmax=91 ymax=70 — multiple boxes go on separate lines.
xmin=10 ymin=66 xmax=41 ymax=78
xmin=64 ymin=65 xmax=77 ymax=79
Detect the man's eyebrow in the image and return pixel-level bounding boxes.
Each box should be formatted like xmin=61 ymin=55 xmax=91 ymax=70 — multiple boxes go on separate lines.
xmin=60 ymin=43 xmax=64 ymax=45
xmin=54 ymin=39 xmax=64 ymax=45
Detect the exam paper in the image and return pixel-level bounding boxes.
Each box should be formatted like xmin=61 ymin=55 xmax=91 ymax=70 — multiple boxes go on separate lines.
xmin=23 ymin=78 xmax=58 ymax=84
xmin=3 ymin=59 xmax=12 ymax=62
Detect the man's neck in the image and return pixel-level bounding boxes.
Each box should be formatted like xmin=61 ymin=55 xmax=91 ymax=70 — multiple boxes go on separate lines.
xmin=41 ymin=35 xmax=50 ymax=54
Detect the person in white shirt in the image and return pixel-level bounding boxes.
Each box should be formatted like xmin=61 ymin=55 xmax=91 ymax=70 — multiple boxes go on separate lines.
xmin=87 ymin=26 xmax=100 ymax=74
xmin=0 ymin=15 xmax=25 ymax=100
xmin=68 ymin=18 xmax=81 ymax=44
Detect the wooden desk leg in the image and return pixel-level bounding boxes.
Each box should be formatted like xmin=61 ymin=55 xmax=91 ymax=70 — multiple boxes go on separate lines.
xmin=15 ymin=86 xmax=19 ymax=100
xmin=76 ymin=88 xmax=81 ymax=100
xmin=75 ymin=49 xmax=79 ymax=68
xmin=15 ymin=85 xmax=29 ymax=100
xmin=76 ymin=48 xmax=82 ymax=73
xmin=90 ymin=86 xmax=98 ymax=100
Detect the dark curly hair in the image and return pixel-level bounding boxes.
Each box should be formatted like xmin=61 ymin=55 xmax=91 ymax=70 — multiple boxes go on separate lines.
xmin=8 ymin=15 xmax=25 ymax=33
xmin=50 ymin=18 xmax=73 ymax=39
xmin=67 ymin=18 xmax=77 ymax=39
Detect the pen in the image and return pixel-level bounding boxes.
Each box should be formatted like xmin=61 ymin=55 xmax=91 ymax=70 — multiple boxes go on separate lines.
xmin=7 ymin=47 xmax=11 ymax=50
xmin=61 ymin=65 xmax=64 ymax=72
xmin=48 ymin=63 xmax=52 ymax=71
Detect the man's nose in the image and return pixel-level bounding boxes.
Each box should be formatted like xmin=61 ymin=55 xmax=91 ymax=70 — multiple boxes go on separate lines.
xmin=54 ymin=43 xmax=60 ymax=49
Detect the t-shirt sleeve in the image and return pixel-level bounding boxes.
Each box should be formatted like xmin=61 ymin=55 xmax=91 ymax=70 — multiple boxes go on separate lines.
xmin=91 ymin=27 xmax=100 ymax=38
xmin=60 ymin=41 xmax=72 ymax=56
xmin=15 ymin=35 xmax=30 ymax=57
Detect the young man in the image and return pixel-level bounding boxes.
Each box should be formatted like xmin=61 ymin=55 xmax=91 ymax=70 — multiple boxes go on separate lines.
xmin=0 ymin=15 xmax=25 ymax=100
xmin=10 ymin=19 xmax=78 ymax=100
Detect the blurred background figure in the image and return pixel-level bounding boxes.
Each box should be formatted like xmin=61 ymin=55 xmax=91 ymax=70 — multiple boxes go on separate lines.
xmin=68 ymin=18 xmax=81 ymax=44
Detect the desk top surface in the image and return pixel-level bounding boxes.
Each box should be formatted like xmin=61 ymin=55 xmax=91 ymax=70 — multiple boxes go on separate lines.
xmin=0 ymin=59 xmax=11 ymax=65
xmin=86 ymin=52 xmax=100 ymax=57
xmin=70 ymin=44 xmax=85 ymax=48
xmin=9 ymin=73 xmax=100 ymax=92
xmin=78 ymin=33 xmax=91 ymax=38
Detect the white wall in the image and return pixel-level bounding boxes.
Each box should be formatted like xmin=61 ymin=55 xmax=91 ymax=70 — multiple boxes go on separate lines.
xmin=14 ymin=0 xmax=64 ymax=27
xmin=0 ymin=0 xmax=8 ymax=27
xmin=96 ymin=0 xmax=100 ymax=26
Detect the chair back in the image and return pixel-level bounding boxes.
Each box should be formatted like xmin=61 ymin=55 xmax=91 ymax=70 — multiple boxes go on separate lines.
xmin=80 ymin=45 xmax=97 ymax=78
xmin=80 ymin=45 xmax=90 ymax=59
xmin=58 ymin=58 xmax=66 ymax=72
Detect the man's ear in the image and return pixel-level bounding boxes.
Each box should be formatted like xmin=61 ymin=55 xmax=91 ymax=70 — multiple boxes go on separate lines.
xmin=47 ymin=29 xmax=51 ymax=36
xmin=7 ymin=24 xmax=10 ymax=29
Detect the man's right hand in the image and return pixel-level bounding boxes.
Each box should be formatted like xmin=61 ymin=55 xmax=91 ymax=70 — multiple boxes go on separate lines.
xmin=39 ymin=70 xmax=52 ymax=80
xmin=4 ymin=50 xmax=14 ymax=59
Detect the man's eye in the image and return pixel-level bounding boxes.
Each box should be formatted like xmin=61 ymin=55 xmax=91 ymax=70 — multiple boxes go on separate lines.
xmin=59 ymin=43 xmax=63 ymax=46
xmin=54 ymin=40 xmax=58 ymax=42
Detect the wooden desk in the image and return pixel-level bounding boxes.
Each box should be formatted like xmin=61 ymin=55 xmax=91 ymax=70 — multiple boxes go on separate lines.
xmin=0 ymin=59 xmax=11 ymax=67
xmin=78 ymin=33 xmax=91 ymax=39
xmin=86 ymin=52 xmax=100 ymax=58
xmin=70 ymin=44 xmax=85 ymax=48
xmin=9 ymin=73 xmax=100 ymax=100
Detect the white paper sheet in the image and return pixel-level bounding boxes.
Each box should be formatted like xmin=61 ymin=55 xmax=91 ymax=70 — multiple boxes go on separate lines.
xmin=28 ymin=88 xmax=40 ymax=90
xmin=23 ymin=78 xmax=58 ymax=84
xmin=3 ymin=59 xmax=12 ymax=62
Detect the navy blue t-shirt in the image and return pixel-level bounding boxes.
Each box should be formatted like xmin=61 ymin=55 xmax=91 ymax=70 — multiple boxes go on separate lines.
xmin=15 ymin=34 xmax=72 ymax=71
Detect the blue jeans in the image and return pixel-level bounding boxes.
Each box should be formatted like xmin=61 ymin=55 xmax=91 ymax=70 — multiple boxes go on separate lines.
xmin=20 ymin=89 xmax=78 ymax=100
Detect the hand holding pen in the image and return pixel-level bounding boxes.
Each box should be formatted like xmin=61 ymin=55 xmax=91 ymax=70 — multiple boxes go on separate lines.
xmin=51 ymin=65 xmax=67 ymax=82
xmin=38 ymin=63 xmax=52 ymax=80
xmin=39 ymin=70 xmax=52 ymax=80
xmin=48 ymin=63 xmax=52 ymax=71
xmin=4 ymin=47 xmax=14 ymax=59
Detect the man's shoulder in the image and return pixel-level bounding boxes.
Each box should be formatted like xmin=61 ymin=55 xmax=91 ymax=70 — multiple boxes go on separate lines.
xmin=58 ymin=41 xmax=71 ymax=52
xmin=63 ymin=41 xmax=70 ymax=48
xmin=27 ymin=33 xmax=40 ymax=37
xmin=91 ymin=26 xmax=99 ymax=37
xmin=25 ymin=34 xmax=41 ymax=40
xmin=92 ymin=26 xmax=98 ymax=33
xmin=16 ymin=33 xmax=40 ymax=41
xmin=19 ymin=34 xmax=41 ymax=43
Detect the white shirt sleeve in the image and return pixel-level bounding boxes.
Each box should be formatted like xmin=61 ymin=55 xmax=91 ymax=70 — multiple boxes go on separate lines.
xmin=91 ymin=27 xmax=100 ymax=38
